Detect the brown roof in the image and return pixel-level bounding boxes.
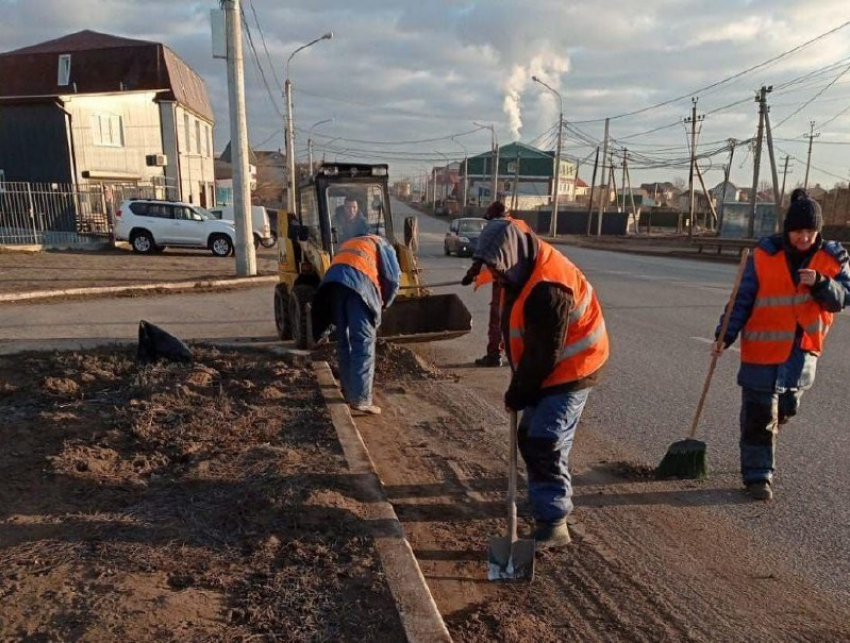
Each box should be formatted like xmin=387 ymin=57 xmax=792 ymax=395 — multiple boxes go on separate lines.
xmin=0 ymin=30 xmax=213 ymax=122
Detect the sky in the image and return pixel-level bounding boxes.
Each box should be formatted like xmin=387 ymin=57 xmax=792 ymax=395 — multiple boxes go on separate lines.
xmin=3 ymin=0 xmax=850 ymax=192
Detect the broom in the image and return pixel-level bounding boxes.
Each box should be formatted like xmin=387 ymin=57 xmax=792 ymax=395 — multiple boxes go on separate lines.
xmin=656 ymin=249 xmax=750 ymax=479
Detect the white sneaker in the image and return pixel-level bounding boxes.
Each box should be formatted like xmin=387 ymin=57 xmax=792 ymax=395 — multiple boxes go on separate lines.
xmin=352 ymin=404 xmax=381 ymax=415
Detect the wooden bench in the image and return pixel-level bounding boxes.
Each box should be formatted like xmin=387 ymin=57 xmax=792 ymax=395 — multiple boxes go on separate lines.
xmin=692 ymin=237 xmax=757 ymax=256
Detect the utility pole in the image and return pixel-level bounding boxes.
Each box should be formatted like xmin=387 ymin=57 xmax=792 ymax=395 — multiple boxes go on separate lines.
xmin=718 ymin=139 xmax=736 ymax=233
xmin=284 ymin=78 xmax=296 ymax=218
xmin=685 ymin=97 xmax=704 ymax=240
xmin=596 ymin=118 xmax=609 ymax=237
xmin=493 ymin=134 xmax=500 ymax=205
xmin=761 ymin=85 xmax=782 ymax=232
xmin=585 ymin=146 xmax=600 ymax=236
xmin=780 ymin=155 xmax=793 ymax=208
xmin=620 ymin=148 xmax=627 ymax=213
xmin=803 ymin=120 xmax=820 ymax=190
xmin=222 ymin=0 xmax=255 ymax=276
xmin=624 ymin=150 xmax=637 ymax=229
xmin=748 ymin=87 xmax=767 ymax=238
xmin=551 ymin=113 xmax=563 ymax=236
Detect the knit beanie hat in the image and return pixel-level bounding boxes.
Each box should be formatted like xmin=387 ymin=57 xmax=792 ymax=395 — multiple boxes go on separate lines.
xmin=484 ymin=201 xmax=508 ymax=220
xmin=783 ymin=196 xmax=822 ymax=233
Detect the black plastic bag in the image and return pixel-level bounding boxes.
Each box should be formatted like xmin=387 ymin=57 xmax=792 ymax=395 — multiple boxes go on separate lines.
xmin=137 ymin=320 xmax=193 ymax=364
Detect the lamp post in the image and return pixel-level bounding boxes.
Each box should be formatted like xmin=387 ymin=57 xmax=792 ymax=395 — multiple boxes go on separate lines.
xmin=532 ymin=76 xmax=564 ymax=237
xmin=436 ymin=150 xmax=450 ymax=213
xmin=452 ymin=136 xmax=468 ymax=211
xmin=307 ymin=118 xmax=333 ymax=176
xmin=474 ymin=121 xmax=499 ymax=207
xmin=284 ymin=32 xmax=333 ymax=217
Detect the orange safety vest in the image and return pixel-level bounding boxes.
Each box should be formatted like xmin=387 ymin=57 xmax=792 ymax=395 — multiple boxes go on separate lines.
xmin=741 ymin=247 xmax=840 ymax=364
xmin=508 ymin=241 xmax=609 ymax=386
xmin=331 ymin=235 xmax=383 ymax=302
xmin=474 ymin=216 xmax=535 ymax=290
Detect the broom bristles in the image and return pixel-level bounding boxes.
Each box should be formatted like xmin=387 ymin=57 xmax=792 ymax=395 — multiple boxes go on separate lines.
xmin=656 ymin=438 xmax=708 ymax=479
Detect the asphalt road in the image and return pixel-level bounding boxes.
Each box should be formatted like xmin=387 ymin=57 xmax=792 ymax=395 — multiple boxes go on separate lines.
xmin=1 ymin=198 xmax=847 ymax=597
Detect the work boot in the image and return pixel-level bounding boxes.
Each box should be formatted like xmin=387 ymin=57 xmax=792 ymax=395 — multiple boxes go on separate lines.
xmin=351 ymin=403 xmax=381 ymax=416
xmin=533 ymin=520 xmax=571 ymax=551
xmin=474 ymin=353 xmax=505 ymax=367
xmin=746 ymin=480 xmax=773 ymax=501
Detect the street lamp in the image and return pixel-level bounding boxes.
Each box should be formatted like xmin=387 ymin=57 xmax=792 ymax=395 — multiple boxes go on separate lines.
xmin=532 ymin=75 xmax=564 ymax=237
xmin=284 ymin=31 xmax=333 ymax=216
xmin=307 ymin=118 xmax=333 ymax=176
xmin=452 ymin=136 xmax=469 ymax=210
xmin=473 ymin=121 xmax=499 ymax=207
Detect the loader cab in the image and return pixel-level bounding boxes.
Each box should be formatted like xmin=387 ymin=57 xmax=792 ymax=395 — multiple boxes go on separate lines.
xmin=297 ymin=163 xmax=395 ymax=255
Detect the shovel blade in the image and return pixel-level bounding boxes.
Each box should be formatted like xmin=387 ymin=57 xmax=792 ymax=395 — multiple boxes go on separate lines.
xmin=487 ymin=536 xmax=535 ymax=581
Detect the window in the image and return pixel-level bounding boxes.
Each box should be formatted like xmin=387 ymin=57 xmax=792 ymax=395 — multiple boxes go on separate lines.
xmin=184 ymin=114 xmax=191 ymax=153
xmin=91 ymin=114 xmax=124 ymax=147
xmin=58 ymin=54 xmax=71 ymax=86
xmin=195 ymin=121 xmax=201 ymax=157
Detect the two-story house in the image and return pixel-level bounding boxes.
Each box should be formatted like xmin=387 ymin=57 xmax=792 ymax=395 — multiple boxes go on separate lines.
xmin=0 ymin=30 xmax=215 ymax=205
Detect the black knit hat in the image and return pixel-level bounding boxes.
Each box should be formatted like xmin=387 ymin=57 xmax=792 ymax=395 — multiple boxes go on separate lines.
xmin=783 ymin=196 xmax=822 ymax=233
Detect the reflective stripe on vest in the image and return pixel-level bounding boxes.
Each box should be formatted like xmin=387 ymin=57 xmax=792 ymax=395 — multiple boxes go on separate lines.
xmin=508 ymin=240 xmax=609 ymax=386
xmin=740 ymin=247 xmax=839 ymax=364
xmin=331 ymin=235 xmax=383 ymax=300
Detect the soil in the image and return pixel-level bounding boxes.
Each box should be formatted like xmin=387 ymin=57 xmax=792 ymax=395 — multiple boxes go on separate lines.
xmin=0 ymin=345 xmax=405 ymax=642
xmin=0 ymin=246 xmax=279 ymax=296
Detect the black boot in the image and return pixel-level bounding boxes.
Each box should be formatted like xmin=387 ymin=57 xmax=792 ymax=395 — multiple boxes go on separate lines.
xmin=474 ymin=353 xmax=505 ymax=367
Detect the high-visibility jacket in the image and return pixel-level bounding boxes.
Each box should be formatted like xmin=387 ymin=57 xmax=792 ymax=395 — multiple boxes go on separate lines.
xmin=741 ymin=248 xmax=841 ymax=364
xmin=474 ymin=216 xmax=535 ymax=289
xmin=331 ymin=235 xmax=383 ymax=303
xmin=508 ymin=240 xmax=609 ymax=386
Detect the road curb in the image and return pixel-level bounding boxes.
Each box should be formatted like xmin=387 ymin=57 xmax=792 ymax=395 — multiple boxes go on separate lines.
xmin=0 ymin=275 xmax=278 ymax=303
xmin=313 ymin=361 xmax=453 ymax=643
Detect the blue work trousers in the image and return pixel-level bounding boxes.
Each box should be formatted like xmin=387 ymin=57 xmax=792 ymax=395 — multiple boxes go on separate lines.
xmin=740 ymin=387 xmax=804 ymax=484
xmin=517 ymin=387 xmax=591 ymax=524
xmin=332 ymin=288 xmax=377 ymax=407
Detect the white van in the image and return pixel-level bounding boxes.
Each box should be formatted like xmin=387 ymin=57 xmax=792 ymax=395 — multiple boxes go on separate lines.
xmin=208 ymin=205 xmax=275 ymax=247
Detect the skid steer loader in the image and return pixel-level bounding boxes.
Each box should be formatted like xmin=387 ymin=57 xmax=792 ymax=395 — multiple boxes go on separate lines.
xmin=273 ymin=162 xmax=472 ymax=348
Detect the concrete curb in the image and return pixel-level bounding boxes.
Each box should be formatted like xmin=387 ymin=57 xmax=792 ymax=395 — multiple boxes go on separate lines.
xmin=313 ymin=361 xmax=453 ymax=643
xmin=0 ymin=275 xmax=278 ymax=303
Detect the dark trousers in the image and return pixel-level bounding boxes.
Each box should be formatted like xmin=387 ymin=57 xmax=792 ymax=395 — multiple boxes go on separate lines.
xmin=740 ymin=388 xmax=804 ymax=484
xmin=486 ymin=282 xmax=504 ymax=356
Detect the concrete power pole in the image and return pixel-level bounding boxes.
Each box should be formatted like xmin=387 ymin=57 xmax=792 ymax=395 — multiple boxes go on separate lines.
xmin=780 ymin=155 xmax=793 ymax=208
xmin=550 ymin=113 xmax=563 ymax=236
xmin=585 ymin=146 xmax=600 ymax=236
xmin=761 ymin=86 xmax=782 ymax=232
xmin=596 ymin=118 xmax=610 ymax=237
xmin=223 ymin=0 xmax=256 ymax=276
xmin=684 ymin=98 xmax=704 ymax=240
xmin=748 ymin=86 xmax=768 ymax=238
xmin=718 ymin=139 xmax=736 ymax=234
xmin=803 ymin=120 xmax=820 ymax=190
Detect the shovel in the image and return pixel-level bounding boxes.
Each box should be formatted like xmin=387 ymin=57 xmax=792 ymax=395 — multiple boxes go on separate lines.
xmin=487 ymin=410 xmax=535 ymax=581
xmin=398 ymin=280 xmax=463 ymax=289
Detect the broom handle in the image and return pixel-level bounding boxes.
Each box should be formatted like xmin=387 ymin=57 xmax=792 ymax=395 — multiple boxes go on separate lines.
xmin=689 ymin=249 xmax=750 ymax=438
xmin=507 ymin=411 xmax=519 ymax=544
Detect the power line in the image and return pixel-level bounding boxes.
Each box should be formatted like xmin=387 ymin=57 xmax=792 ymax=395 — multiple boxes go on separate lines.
xmin=247 ymin=0 xmax=283 ymax=91
xmin=772 ymin=62 xmax=850 ymax=130
xmin=239 ymin=7 xmax=283 ymax=119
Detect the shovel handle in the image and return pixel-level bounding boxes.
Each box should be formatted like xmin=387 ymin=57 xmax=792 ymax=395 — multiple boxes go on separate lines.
xmin=507 ymin=411 xmax=519 ymax=543
xmin=689 ymin=248 xmax=749 ymax=438
xmin=398 ymin=280 xmax=463 ymax=290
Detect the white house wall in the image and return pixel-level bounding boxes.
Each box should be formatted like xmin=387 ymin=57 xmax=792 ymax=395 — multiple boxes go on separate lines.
xmin=175 ymin=104 xmax=215 ymax=207
xmin=62 ymin=91 xmax=166 ymax=184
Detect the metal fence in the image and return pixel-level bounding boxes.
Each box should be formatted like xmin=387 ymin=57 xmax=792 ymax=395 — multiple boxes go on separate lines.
xmin=0 ymin=180 xmax=170 ymax=246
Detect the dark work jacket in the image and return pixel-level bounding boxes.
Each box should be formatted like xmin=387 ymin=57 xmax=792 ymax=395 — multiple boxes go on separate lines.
xmin=503 ymin=282 xmax=605 ymax=410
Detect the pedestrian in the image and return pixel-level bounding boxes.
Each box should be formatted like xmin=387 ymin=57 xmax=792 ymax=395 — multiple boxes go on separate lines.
xmin=313 ymin=233 xmax=401 ymax=415
xmin=461 ymin=201 xmax=535 ymax=367
xmin=473 ymin=220 xmax=609 ymax=548
xmin=713 ymin=190 xmax=849 ymax=501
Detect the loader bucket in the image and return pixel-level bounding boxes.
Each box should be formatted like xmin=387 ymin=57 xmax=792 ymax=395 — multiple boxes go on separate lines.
xmin=378 ymin=293 xmax=472 ymax=343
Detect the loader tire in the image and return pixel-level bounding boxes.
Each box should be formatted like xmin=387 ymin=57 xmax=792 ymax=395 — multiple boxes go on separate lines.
xmin=274 ymin=284 xmax=292 ymax=340
xmin=289 ymin=284 xmax=316 ymax=349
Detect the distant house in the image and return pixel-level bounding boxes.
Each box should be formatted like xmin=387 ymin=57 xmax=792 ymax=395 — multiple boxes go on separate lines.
xmin=574 ymin=177 xmax=590 ymax=201
xmin=640 ymin=182 xmax=680 ymax=207
xmin=464 ymin=141 xmax=577 ymax=209
xmin=710 ymin=180 xmax=740 ymax=203
xmin=0 ymin=30 xmax=215 ymax=205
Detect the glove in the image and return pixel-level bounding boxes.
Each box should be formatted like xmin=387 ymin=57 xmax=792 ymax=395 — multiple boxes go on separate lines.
xmin=461 ymin=272 xmax=475 ymax=286
xmin=504 ymin=386 xmax=529 ymax=412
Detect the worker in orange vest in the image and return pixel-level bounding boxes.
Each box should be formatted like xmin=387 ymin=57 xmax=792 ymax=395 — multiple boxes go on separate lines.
xmin=313 ymin=234 xmax=401 ymax=415
xmin=473 ymin=219 xmax=609 ymax=548
xmin=713 ymin=189 xmax=849 ymax=501
xmin=460 ymin=201 xmax=535 ymax=367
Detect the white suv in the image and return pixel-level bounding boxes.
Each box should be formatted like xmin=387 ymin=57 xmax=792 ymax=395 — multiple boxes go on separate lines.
xmin=115 ymin=199 xmax=236 ymax=257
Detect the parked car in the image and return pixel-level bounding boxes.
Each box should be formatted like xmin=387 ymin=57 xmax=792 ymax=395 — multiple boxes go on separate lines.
xmin=114 ymin=199 xmax=236 ymax=257
xmin=208 ymin=204 xmax=276 ymax=248
xmin=444 ymin=217 xmax=488 ymax=257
